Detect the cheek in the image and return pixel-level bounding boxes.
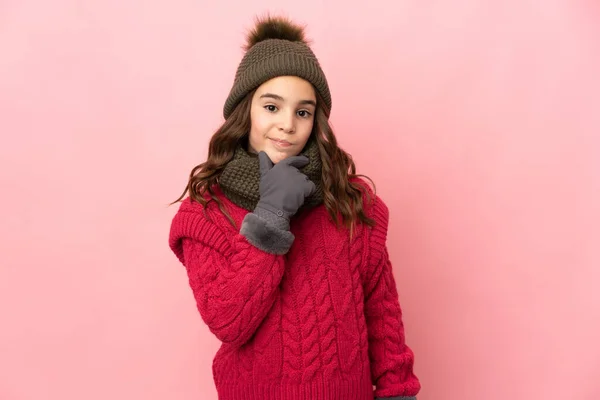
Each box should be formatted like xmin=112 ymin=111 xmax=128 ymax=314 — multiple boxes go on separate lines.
xmin=250 ymin=110 xmax=269 ymax=135
xmin=248 ymin=115 xmax=269 ymax=150
xmin=298 ymin=121 xmax=314 ymax=144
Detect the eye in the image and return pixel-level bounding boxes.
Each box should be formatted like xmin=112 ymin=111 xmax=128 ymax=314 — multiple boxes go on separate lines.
xmin=264 ymin=105 xmax=278 ymax=112
xmin=297 ymin=110 xmax=312 ymax=118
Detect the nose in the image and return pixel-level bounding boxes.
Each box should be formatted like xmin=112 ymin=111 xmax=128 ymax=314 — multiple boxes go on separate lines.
xmin=278 ymin=110 xmax=296 ymax=133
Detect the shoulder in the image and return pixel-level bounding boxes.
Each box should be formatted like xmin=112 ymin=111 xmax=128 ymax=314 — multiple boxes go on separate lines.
xmin=168 ymin=191 xmax=234 ymax=263
xmin=350 ymin=176 xmax=390 ymax=228
xmin=169 ymin=193 xmax=216 ymax=234
xmin=171 ymin=185 xmax=244 ymax=230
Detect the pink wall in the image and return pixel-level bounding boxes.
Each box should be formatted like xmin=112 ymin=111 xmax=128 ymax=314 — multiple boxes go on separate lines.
xmin=1 ymin=1 xmax=599 ymax=399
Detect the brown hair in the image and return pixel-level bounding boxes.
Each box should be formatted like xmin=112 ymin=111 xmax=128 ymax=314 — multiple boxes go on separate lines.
xmin=172 ymin=88 xmax=376 ymax=235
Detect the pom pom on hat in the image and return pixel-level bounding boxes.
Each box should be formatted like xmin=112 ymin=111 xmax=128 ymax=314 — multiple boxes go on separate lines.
xmin=244 ymin=15 xmax=309 ymax=50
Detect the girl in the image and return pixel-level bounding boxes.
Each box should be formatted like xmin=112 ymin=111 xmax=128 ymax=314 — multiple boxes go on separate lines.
xmin=169 ymin=15 xmax=421 ymax=400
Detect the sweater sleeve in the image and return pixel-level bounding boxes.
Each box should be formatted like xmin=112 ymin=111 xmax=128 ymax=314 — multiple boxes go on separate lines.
xmin=169 ymin=207 xmax=285 ymax=348
xmin=364 ymin=196 xmax=421 ymax=399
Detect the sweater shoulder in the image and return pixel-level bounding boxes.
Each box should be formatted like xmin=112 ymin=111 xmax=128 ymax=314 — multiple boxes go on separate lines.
xmin=168 ymin=192 xmax=236 ymax=264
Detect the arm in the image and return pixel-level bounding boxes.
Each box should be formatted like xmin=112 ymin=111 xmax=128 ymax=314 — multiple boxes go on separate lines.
xmin=365 ymin=197 xmax=421 ymax=399
xmin=170 ymin=208 xmax=285 ymax=348
xmin=169 ymin=153 xmax=313 ymax=346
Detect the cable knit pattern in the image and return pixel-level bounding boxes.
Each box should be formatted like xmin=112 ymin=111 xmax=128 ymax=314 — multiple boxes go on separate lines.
xmin=172 ymin=216 xmax=284 ymax=348
xmin=306 ymin=218 xmax=340 ymax=378
xmin=348 ymin=222 xmax=370 ymax=376
xmin=169 ymin=184 xmax=420 ymax=400
xmin=252 ymin=296 xmax=283 ymax=379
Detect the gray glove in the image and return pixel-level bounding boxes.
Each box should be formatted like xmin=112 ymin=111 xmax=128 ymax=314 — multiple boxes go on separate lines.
xmin=240 ymin=151 xmax=315 ymax=254
xmin=254 ymin=151 xmax=316 ymax=231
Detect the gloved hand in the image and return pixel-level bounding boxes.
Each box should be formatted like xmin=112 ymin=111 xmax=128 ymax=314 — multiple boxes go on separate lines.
xmin=240 ymin=151 xmax=315 ymax=254
xmin=254 ymin=151 xmax=316 ymax=231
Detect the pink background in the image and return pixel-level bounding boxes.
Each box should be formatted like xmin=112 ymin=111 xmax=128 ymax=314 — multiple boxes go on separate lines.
xmin=1 ymin=1 xmax=599 ymax=399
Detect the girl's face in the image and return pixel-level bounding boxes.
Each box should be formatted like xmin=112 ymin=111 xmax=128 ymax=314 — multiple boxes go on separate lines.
xmin=248 ymin=76 xmax=316 ymax=164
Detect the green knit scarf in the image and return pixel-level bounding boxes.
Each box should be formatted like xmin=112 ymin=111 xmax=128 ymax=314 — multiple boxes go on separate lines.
xmin=219 ymin=137 xmax=324 ymax=212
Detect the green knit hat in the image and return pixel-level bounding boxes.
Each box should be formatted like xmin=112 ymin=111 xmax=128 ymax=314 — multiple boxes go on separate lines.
xmin=223 ymin=15 xmax=332 ymax=120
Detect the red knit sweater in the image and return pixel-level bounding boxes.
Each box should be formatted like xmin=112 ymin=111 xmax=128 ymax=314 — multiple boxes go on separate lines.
xmin=168 ymin=184 xmax=420 ymax=400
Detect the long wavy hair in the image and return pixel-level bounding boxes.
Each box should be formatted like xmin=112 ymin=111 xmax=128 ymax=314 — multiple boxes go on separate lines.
xmin=172 ymin=88 xmax=376 ymax=235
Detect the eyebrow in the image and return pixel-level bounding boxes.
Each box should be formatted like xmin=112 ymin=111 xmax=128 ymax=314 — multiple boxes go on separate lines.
xmin=259 ymin=93 xmax=316 ymax=107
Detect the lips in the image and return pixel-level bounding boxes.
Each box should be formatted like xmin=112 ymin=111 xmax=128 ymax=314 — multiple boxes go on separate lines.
xmin=269 ymin=138 xmax=292 ymax=147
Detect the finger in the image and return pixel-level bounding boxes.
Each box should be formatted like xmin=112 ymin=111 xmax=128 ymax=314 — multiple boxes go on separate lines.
xmin=258 ymin=151 xmax=274 ymax=176
xmin=281 ymin=155 xmax=309 ymax=169
xmin=303 ymin=180 xmax=316 ymax=197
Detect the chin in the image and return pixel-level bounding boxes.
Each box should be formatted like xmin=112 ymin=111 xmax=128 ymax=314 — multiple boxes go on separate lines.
xmin=266 ymin=149 xmax=297 ymax=164
xmin=249 ymin=140 xmax=300 ymax=164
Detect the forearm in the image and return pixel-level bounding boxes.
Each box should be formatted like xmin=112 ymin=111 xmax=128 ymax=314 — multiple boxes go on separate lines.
xmin=182 ymin=233 xmax=285 ymax=347
xmin=365 ymin=253 xmax=420 ymax=398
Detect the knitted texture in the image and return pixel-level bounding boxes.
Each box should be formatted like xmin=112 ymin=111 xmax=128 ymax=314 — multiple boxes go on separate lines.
xmin=219 ymin=137 xmax=324 ymax=212
xmin=168 ymin=180 xmax=421 ymax=400
xmin=223 ymin=37 xmax=332 ymax=119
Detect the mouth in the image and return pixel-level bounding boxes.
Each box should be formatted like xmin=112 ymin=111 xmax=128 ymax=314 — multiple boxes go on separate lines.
xmin=269 ymin=138 xmax=293 ymax=147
